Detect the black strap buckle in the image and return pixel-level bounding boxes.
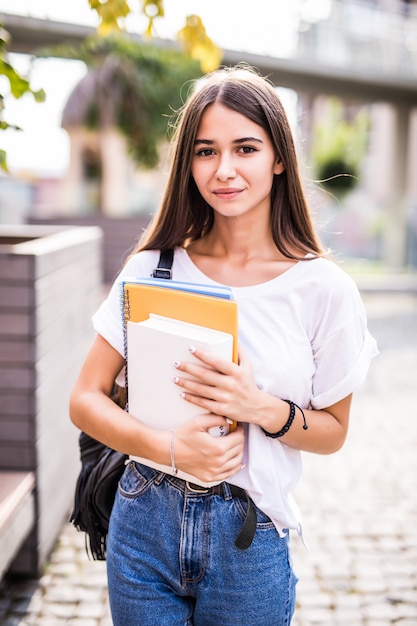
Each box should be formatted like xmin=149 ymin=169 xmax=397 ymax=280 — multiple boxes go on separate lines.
xmin=151 ymin=249 xmax=174 ymax=279
xmin=152 ymin=267 xmax=172 ymax=279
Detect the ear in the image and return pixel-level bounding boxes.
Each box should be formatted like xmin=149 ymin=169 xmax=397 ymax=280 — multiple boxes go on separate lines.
xmin=274 ymin=160 xmax=285 ymax=175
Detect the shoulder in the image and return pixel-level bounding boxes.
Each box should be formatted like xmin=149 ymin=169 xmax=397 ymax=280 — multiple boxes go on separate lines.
xmin=295 ymin=257 xmax=366 ymax=328
xmin=120 ymin=249 xmax=162 ymax=279
xmin=299 ymin=256 xmax=359 ymax=295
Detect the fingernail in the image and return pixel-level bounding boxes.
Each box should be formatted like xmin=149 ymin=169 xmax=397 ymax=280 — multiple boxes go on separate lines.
xmin=188 ymin=346 xmax=196 ymax=353
xmin=172 ymin=375 xmax=179 ymax=383
xmin=240 ymin=464 xmax=246 ymax=470
xmin=173 ymin=360 xmax=180 ymax=368
xmin=226 ymin=418 xmax=233 ymax=425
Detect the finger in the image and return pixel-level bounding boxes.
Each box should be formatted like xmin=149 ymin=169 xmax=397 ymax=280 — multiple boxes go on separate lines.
xmin=194 ymin=463 xmax=243 ymax=485
xmin=175 ymin=374 xmax=226 ymax=401
xmin=179 ymin=387 xmax=241 ymax=425
xmin=211 ymin=448 xmax=245 ymax=478
xmin=195 ymin=414 xmax=233 ymax=432
xmin=186 ymin=346 xmax=237 ymax=376
xmin=195 ymin=447 xmax=244 ymax=482
xmin=179 ymin=389 xmax=223 ymax=415
xmin=173 ymin=365 xmax=222 ymax=390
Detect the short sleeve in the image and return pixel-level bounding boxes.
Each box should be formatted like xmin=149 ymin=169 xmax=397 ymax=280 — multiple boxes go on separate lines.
xmin=309 ymin=270 xmax=378 ymax=409
xmin=92 ymin=249 xmax=161 ymax=356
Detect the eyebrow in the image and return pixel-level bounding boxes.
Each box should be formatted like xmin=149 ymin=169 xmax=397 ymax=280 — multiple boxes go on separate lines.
xmin=194 ymin=137 xmax=264 ymax=146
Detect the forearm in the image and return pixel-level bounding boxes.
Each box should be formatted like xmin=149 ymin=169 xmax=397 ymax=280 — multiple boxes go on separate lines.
xmin=255 ymin=391 xmax=351 ymax=455
xmin=70 ymin=386 xmax=245 ymax=483
xmin=70 ymin=388 xmax=170 ymax=464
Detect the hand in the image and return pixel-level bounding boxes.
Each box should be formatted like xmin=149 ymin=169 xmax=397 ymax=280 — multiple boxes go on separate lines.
xmin=172 ymin=346 xmax=262 ymax=426
xmin=173 ymin=415 xmax=245 ymax=484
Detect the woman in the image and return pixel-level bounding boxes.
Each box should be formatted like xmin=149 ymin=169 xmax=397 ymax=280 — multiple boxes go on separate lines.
xmin=70 ymin=65 xmax=378 ymax=625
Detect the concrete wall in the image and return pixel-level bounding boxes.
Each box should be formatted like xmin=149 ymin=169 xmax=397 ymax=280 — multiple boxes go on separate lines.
xmin=28 ymin=215 xmax=151 ymax=284
xmin=0 ymin=224 xmax=102 ymax=575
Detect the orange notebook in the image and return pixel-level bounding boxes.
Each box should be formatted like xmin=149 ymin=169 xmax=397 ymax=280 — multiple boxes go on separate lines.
xmin=121 ymin=281 xmax=239 ymax=363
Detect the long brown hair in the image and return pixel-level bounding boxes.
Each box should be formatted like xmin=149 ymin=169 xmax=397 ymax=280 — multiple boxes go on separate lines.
xmin=133 ymin=65 xmax=324 ymax=259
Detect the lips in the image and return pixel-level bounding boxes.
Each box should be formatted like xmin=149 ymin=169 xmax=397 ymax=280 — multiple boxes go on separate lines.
xmin=212 ymin=188 xmax=243 ymax=199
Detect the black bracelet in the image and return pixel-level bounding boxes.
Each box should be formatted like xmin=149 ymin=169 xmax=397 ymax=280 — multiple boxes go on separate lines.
xmin=261 ymin=399 xmax=308 ymax=438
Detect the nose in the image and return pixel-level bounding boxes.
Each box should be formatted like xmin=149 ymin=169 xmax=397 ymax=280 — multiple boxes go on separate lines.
xmin=215 ymin=154 xmax=236 ymax=182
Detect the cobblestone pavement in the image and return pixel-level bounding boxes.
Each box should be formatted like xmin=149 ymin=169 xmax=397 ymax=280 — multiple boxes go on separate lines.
xmin=0 ymin=291 xmax=416 ymax=625
xmin=291 ymin=291 xmax=417 ymax=625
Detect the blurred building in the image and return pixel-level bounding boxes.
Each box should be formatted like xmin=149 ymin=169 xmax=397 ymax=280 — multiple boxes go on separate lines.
xmin=296 ymin=0 xmax=417 ymax=266
xmin=0 ymin=0 xmax=416 ymax=267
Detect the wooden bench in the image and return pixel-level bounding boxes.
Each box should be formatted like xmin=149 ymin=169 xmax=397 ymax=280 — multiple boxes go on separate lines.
xmin=0 ymin=471 xmax=35 ymax=580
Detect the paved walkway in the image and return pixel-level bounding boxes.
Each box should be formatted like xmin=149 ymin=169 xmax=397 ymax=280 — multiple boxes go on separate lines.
xmin=291 ymin=291 xmax=417 ymax=625
xmin=0 ymin=291 xmax=416 ymax=625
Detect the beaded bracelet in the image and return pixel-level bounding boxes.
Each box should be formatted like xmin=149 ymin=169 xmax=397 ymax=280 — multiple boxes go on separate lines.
xmin=261 ymin=399 xmax=308 ymax=438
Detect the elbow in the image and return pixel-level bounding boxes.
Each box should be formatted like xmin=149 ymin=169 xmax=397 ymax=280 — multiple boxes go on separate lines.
xmin=319 ymin=429 xmax=347 ymax=455
xmin=69 ymin=387 xmax=85 ymax=431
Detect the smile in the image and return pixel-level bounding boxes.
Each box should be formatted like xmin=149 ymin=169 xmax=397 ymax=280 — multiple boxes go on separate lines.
xmin=212 ymin=188 xmax=243 ymax=199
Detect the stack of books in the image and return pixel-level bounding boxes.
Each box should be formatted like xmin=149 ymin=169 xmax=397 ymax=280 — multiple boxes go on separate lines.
xmin=120 ymin=277 xmax=239 ymax=486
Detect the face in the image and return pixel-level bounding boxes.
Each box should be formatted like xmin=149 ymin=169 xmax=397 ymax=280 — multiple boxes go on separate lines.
xmin=191 ymin=102 xmax=284 ymax=222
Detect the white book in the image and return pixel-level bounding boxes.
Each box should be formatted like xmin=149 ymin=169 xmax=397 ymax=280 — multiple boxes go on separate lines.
xmin=127 ymin=314 xmax=234 ymax=486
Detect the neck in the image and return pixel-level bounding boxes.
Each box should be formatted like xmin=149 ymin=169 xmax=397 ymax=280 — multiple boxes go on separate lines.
xmin=202 ymin=216 xmax=281 ymax=262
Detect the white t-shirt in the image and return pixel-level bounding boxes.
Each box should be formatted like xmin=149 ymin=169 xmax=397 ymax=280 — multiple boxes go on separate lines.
xmin=92 ymin=247 xmax=378 ymax=535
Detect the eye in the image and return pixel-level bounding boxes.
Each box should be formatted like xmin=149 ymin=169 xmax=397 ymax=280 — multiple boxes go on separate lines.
xmin=238 ymin=146 xmax=257 ymax=154
xmin=195 ymin=148 xmax=215 ymax=157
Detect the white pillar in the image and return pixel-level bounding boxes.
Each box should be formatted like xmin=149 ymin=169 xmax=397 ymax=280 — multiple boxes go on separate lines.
xmin=99 ymin=129 xmax=130 ymax=216
xmin=58 ymin=129 xmax=86 ymax=215
xmin=382 ymin=103 xmax=411 ymax=268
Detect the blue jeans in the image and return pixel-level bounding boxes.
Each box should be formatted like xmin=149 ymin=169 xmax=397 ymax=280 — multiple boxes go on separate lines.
xmin=107 ymin=462 xmax=298 ymax=626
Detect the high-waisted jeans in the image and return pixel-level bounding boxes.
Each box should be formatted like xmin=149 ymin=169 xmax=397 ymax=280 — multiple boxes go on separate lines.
xmin=107 ymin=461 xmax=297 ymax=625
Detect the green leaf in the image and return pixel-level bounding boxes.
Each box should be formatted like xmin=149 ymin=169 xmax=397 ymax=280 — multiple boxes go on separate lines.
xmin=177 ymin=15 xmax=222 ymax=72
xmin=0 ymin=148 xmax=9 ymax=172
xmin=0 ymin=59 xmax=31 ymax=98
xmin=33 ymin=88 xmax=46 ymax=103
xmin=89 ymin=0 xmax=131 ymax=34
xmin=0 ymin=120 xmax=22 ymax=131
xmin=0 ymin=22 xmax=45 ymax=171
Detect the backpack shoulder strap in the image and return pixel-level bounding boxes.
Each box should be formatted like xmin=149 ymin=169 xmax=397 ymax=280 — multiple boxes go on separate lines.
xmin=151 ymin=249 xmax=174 ymax=279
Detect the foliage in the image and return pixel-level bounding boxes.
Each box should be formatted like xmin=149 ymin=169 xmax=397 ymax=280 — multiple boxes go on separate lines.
xmin=54 ymin=34 xmax=201 ymax=167
xmin=142 ymin=0 xmax=165 ymax=36
xmin=177 ymin=15 xmax=222 ymax=73
xmin=312 ymin=98 xmax=369 ymax=197
xmin=87 ymin=0 xmax=221 ymax=73
xmin=0 ymin=1 xmax=219 ymax=173
xmin=0 ymin=25 xmax=46 ymax=171
xmin=88 ymin=0 xmax=131 ymax=34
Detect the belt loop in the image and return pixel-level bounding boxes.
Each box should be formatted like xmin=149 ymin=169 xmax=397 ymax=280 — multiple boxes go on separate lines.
xmin=154 ymin=471 xmax=166 ymax=485
xmin=222 ymin=482 xmax=233 ymax=500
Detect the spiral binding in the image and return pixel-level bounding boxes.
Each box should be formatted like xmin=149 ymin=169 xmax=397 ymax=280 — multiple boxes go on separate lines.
xmin=121 ymin=285 xmax=131 ymax=411
xmin=120 ymin=250 xmax=174 ymax=413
